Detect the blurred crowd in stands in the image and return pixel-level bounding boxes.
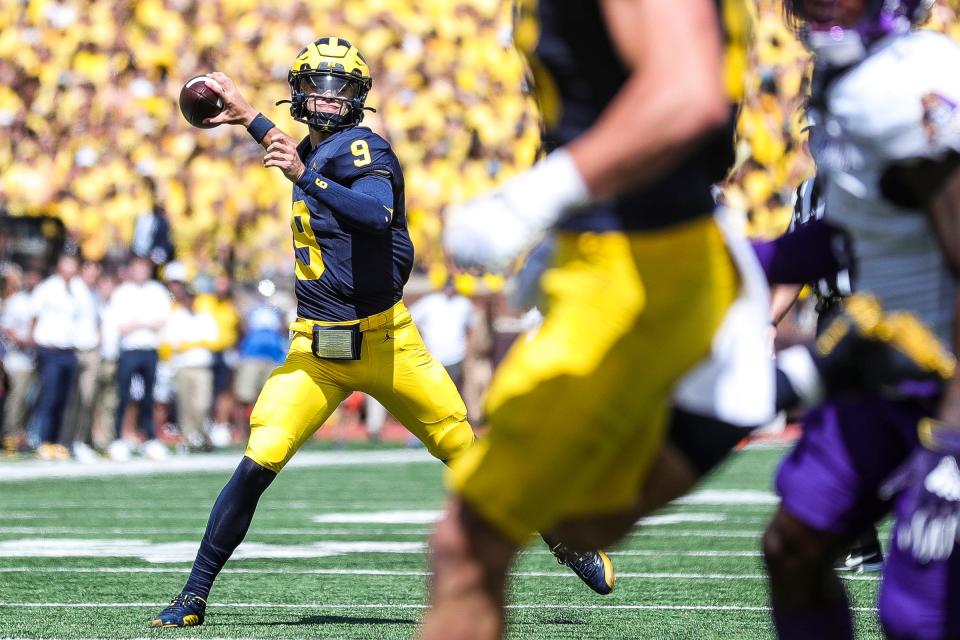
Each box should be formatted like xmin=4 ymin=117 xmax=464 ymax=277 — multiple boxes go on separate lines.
xmin=5 ymin=0 xmax=960 ymax=459
xmin=0 ymin=246 xmax=495 ymax=461
xmin=0 ymin=250 xmax=280 ymax=460
xmin=0 ymin=0 xmax=537 ymax=283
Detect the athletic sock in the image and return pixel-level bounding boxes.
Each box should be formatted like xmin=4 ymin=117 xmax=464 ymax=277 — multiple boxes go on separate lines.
xmin=181 ymin=456 xmax=276 ymax=599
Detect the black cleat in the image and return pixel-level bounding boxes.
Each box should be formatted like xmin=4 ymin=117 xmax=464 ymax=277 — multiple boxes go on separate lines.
xmin=544 ymin=537 xmax=616 ymax=595
xmin=151 ymin=592 xmax=207 ymax=628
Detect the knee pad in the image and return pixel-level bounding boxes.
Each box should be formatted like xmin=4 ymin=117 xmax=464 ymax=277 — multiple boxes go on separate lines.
xmin=431 ymin=420 xmax=476 ymax=464
xmin=244 ymin=424 xmax=298 ymax=473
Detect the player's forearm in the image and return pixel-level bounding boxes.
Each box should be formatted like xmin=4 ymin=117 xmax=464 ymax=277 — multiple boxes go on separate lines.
xmin=297 ymin=172 xmax=394 ymax=233
xmin=570 ymin=0 xmax=729 ymax=200
xmin=242 ymin=110 xmax=296 ymax=151
xmin=568 ymin=77 xmax=728 ymax=201
xmin=770 ymin=285 xmax=803 ymax=326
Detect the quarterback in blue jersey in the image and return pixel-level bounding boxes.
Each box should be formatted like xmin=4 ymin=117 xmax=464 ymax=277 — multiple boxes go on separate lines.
xmin=151 ymin=38 xmax=611 ymax=629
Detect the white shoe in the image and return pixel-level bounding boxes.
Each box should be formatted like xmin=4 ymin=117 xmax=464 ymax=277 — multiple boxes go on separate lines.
xmin=107 ymin=439 xmax=132 ymax=462
xmin=71 ymin=442 xmax=100 ymax=464
xmin=209 ymin=423 xmax=232 ymax=448
xmin=142 ymin=439 xmax=169 ymax=461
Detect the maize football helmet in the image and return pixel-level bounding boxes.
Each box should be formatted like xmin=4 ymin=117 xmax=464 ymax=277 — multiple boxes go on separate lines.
xmin=279 ymin=37 xmax=373 ymax=132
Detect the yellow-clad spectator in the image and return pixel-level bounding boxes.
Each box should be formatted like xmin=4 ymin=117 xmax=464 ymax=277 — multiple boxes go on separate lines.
xmin=3 ymin=0 xmax=960 ymax=279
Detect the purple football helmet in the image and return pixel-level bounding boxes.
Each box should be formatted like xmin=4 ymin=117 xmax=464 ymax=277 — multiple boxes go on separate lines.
xmin=786 ymin=0 xmax=934 ymax=66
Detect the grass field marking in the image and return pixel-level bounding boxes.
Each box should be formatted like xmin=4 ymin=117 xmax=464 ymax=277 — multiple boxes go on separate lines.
xmin=672 ymin=490 xmax=777 ymax=505
xmin=605 ymin=549 xmax=763 ymax=557
xmin=0 ymin=526 xmax=435 ymax=536
xmin=626 ymin=529 xmax=760 ymax=539
xmin=0 ymin=538 xmax=769 ymax=561
xmin=309 ymin=511 xmax=729 ymax=526
xmin=0 ymin=566 xmax=881 ymax=581
xmin=0 ymin=526 xmax=767 ymax=539
xmin=0 ymin=602 xmax=879 ymax=613
xmin=4 ymin=501 xmax=444 ymax=511
xmin=0 ymin=450 xmax=435 ymax=483
xmin=0 ymin=538 xmax=428 ymax=562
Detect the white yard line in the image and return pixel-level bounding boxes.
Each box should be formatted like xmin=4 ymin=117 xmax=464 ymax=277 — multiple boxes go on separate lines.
xmin=0 ymin=537 xmax=767 ymax=561
xmin=0 ymin=449 xmax=434 ymax=482
xmin=0 ymin=566 xmax=880 ymax=581
xmin=0 ymin=601 xmax=877 ymax=613
xmin=0 ymin=527 xmax=434 ymax=536
xmin=0 ymin=526 xmax=765 ymax=538
xmin=4 ymin=502 xmax=434 ymax=510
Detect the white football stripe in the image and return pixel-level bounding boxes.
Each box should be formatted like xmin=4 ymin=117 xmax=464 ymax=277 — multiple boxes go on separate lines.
xmin=313 ymin=510 xmax=442 ymax=524
xmin=0 ymin=526 xmax=434 ymax=536
xmin=0 ymin=566 xmax=880 ymax=581
xmin=0 ymin=601 xmax=879 ymax=612
xmin=673 ymin=490 xmax=779 ymax=505
xmin=0 ymin=449 xmax=434 ymax=482
xmin=637 ymin=513 xmax=726 ymax=525
xmin=309 ymin=511 xmax=731 ymax=526
xmin=0 ymin=539 xmax=425 ymax=563
xmin=0 ymin=538 xmax=764 ymax=561
xmin=0 ymin=526 xmax=763 ymax=539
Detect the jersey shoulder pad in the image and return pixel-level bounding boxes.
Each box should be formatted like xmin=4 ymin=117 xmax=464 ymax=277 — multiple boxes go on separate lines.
xmin=327 ymin=127 xmax=396 ymax=182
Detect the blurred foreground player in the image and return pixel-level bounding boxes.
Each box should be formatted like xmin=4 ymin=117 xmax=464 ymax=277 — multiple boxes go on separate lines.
xmin=770 ymin=175 xmax=885 ymax=574
xmin=761 ymin=1 xmax=960 ymax=638
xmin=152 ymin=38 xmax=609 ymax=629
xmin=426 ymin=1 xmax=761 ymax=638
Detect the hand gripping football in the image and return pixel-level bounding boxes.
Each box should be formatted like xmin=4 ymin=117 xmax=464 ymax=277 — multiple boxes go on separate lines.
xmin=179 ymin=75 xmax=224 ymax=129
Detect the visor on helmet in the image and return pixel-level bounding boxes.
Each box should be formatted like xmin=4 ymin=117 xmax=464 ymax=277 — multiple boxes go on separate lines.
xmin=297 ymin=74 xmax=360 ymax=100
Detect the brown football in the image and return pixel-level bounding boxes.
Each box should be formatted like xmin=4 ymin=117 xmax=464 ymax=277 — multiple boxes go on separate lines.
xmin=179 ymin=76 xmax=224 ymax=129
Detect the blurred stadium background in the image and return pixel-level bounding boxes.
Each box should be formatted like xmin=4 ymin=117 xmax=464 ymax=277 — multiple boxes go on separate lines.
xmin=3 ymin=1 xmax=960 ymax=638
xmin=4 ymin=0 xmax=958 ymax=282
xmin=0 ymin=0 xmax=960 ymax=272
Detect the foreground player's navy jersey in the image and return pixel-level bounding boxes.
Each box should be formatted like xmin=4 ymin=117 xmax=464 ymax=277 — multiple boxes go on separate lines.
xmin=292 ymin=126 xmax=413 ymax=321
xmin=516 ymin=0 xmax=748 ymax=232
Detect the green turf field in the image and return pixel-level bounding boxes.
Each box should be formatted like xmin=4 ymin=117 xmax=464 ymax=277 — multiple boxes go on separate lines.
xmin=0 ymin=444 xmax=888 ymax=639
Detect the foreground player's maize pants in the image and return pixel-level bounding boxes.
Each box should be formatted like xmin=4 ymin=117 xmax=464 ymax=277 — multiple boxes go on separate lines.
xmin=449 ymin=216 xmax=739 ymax=543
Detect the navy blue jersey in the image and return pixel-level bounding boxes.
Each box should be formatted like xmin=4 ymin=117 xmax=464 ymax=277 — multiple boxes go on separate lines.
xmin=291 ymin=126 xmax=413 ymax=321
xmin=515 ymin=0 xmax=748 ymax=232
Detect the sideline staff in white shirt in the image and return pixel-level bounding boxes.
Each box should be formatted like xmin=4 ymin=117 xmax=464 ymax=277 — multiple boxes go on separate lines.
xmin=107 ymin=254 xmax=171 ymax=460
xmin=30 ymin=254 xmax=86 ymax=450
xmin=409 ymin=279 xmax=475 ymax=391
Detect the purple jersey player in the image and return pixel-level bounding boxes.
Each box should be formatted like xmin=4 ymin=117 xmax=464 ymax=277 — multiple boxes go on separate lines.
xmin=764 ymin=1 xmax=960 ymax=638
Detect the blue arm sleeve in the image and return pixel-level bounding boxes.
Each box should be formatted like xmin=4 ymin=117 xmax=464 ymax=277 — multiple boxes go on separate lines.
xmin=296 ymin=169 xmax=394 ymax=234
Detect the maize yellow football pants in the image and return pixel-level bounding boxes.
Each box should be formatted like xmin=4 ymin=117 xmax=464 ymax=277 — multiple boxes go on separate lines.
xmin=246 ymin=302 xmax=474 ymax=472
xmin=448 ymin=217 xmax=739 ymax=543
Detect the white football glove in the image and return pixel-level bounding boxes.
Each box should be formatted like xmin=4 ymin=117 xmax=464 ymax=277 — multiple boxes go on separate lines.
xmin=443 ymin=149 xmax=590 ymax=273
